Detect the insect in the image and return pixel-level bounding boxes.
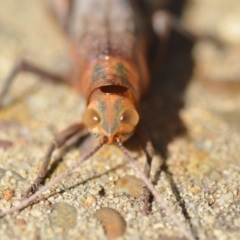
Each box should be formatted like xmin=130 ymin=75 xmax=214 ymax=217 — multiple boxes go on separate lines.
xmin=0 ymin=0 xmax=195 ymax=239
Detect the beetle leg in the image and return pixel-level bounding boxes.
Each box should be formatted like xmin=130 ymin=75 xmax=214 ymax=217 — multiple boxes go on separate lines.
xmin=153 ymin=9 xmax=226 ymax=45
xmin=48 ymin=1 xmax=83 ymax=84
xmin=152 ymin=10 xmax=197 ymax=42
xmin=24 ymin=123 xmax=87 ymax=198
xmin=136 ymin=125 xmax=154 ymax=215
xmin=0 ymin=60 xmax=69 ymax=108
xmin=151 ymin=10 xmax=200 ymax=71
xmin=48 ymin=0 xmax=73 ymax=32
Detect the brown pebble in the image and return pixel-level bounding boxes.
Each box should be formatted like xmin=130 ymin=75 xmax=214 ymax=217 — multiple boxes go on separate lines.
xmin=115 ymin=175 xmax=142 ymax=198
xmin=0 ymin=140 xmax=13 ymax=150
xmin=83 ymin=195 xmax=97 ymax=207
xmin=95 ymin=207 xmax=126 ymax=240
xmin=0 ymin=120 xmax=20 ymax=129
xmin=189 ymin=186 xmax=201 ymax=194
xmin=2 ymin=189 xmax=14 ymax=201
xmin=16 ymin=219 xmax=26 ymax=226
xmin=49 ymin=202 xmax=77 ymax=229
xmin=0 ymin=168 xmax=6 ymax=179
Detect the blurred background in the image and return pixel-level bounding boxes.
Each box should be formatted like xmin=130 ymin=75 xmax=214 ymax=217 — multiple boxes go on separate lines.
xmin=0 ymin=1 xmax=240 ymax=240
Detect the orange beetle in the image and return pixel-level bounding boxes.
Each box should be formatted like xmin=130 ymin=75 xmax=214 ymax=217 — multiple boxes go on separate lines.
xmin=0 ymin=1 xmax=195 ymax=239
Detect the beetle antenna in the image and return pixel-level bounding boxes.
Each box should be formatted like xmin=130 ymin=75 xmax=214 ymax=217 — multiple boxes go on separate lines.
xmin=0 ymin=137 xmax=108 ymax=218
xmin=115 ymin=138 xmax=196 ymax=240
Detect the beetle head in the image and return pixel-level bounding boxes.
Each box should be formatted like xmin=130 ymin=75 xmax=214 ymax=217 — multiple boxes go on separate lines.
xmin=83 ymin=94 xmax=139 ymax=144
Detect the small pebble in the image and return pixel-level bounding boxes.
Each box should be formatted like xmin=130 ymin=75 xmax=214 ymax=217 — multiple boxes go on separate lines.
xmin=217 ymin=15 xmax=240 ymax=44
xmin=0 ymin=168 xmax=6 ymax=179
xmin=11 ymin=171 xmax=25 ymax=181
xmin=83 ymin=195 xmax=97 ymax=207
xmin=0 ymin=120 xmax=20 ymax=130
xmin=115 ymin=175 xmax=142 ymax=198
xmin=95 ymin=207 xmax=126 ymax=240
xmin=189 ymin=186 xmax=201 ymax=194
xmin=16 ymin=219 xmax=26 ymax=226
xmin=216 ymin=192 xmax=234 ymax=206
xmin=234 ymin=217 xmax=240 ymax=226
xmin=0 ymin=140 xmax=13 ymax=150
xmin=2 ymin=189 xmax=14 ymax=201
xmin=49 ymin=202 xmax=77 ymax=229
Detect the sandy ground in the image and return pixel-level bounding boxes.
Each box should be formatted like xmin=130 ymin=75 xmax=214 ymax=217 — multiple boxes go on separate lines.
xmin=0 ymin=0 xmax=240 ymax=239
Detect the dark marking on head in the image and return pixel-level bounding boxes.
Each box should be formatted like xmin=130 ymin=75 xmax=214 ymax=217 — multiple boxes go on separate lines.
xmin=121 ymin=132 xmax=133 ymax=138
xmin=92 ymin=64 xmax=104 ymax=81
xmin=101 ymin=120 xmax=109 ymax=135
xmin=98 ymin=99 xmax=107 ymax=113
xmin=91 ymin=133 xmax=100 ymax=138
xmin=114 ymin=98 xmax=123 ymax=113
xmin=110 ymin=99 xmax=123 ymax=134
xmin=98 ymin=99 xmax=108 ymax=134
xmin=116 ymin=63 xmax=128 ymax=79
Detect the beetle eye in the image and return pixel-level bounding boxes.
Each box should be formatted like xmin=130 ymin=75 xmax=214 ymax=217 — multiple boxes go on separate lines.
xmin=83 ymin=109 xmax=101 ymax=128
xmin=120 ymin=109 xmax=139 ymax=126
